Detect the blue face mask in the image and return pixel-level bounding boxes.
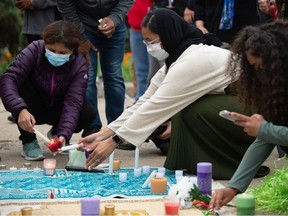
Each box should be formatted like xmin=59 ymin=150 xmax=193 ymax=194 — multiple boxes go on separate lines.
xmin=45 ymin=49 xmax=71 ymax=67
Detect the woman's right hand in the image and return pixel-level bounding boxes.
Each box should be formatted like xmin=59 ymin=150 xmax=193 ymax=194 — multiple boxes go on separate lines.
xmin=209 ymin=188 xmax=238 ymax=210
xmin=18 ymin=109 xmax=35 ymax=133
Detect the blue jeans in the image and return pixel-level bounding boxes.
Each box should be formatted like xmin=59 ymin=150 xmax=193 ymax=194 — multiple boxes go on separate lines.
xmin=129 ymin=28 xmax=149 ymax=101
xmin=85 ymin=22 xmax=126 ymax=131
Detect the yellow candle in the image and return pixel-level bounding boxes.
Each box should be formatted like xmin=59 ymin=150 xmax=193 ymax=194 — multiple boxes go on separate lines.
xmin=104 ymin=204 xmax=115 ymax=215
xmin=113 ymin=160 xmax=121 ymax=171
xmin=150 ymin=177 xmax=167 ymax=194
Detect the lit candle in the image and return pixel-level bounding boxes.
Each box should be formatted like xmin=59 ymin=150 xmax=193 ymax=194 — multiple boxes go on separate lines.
xmin=158 ymin=167 xmax=166 ymax=176
xmin=134 ymin=167 xmax=142 ymax=177
xmin=34 ymin=128 xmax=50 ymax=143
xmin=236 ymin=193 xmax=255 ymax=215
xmin=9 ymin=166 xmax=17 ymax=171
xmin=135 ymin=147 xmax=139 ymax=168
xmin=47 ymin=138 xmax=63 ymax=152
xmin=142 ymin=170 xmax=157 ymax=188
xmin=142 ymin=165 xmax=150 ymax=174
xmin=113 ymin=160 xmax=121 ymax=171
xmin=164 ymin=201 xmax=179 ymax=215
xmin=81 ymin=197 xmax=100 ymax=216
xmin=109 ymin=151 xmax=115 ymax=175
xmin=43 ymin=158 xmax=56 ymax=176
xmin=150 ymin=177 xmax=167 ymax=194
xmin=119 ymin=172 xmax=127 ymax=182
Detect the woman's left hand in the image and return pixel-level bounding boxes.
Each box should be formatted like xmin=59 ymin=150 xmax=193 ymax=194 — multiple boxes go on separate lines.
xmin=231 ymin=112 xmax=265 ymax=137
xmin=157 ymin=121 xmax=172 ymax=140
xmin=85 ymin=136 xmax=117 ymax=169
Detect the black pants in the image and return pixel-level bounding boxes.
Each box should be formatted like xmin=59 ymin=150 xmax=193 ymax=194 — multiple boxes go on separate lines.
xmin=14 ymin=80 xmax=95 ymax=143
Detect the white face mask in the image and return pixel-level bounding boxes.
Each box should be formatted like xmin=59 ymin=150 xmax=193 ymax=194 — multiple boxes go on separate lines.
xmin=146 ymin=42 xmax=169 ymax=61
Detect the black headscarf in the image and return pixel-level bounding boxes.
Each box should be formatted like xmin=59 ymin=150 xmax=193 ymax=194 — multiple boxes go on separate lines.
xmin=150 ymin=8 xmax=222 ymax=68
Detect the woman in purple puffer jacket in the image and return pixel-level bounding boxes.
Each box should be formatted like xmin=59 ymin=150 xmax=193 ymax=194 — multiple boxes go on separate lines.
xmin=0 ymin=20 xmax=95 ymax=161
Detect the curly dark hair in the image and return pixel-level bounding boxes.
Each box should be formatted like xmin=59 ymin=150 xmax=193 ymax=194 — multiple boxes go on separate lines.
xmin=228 ymin=21 xmax=288 ymax=125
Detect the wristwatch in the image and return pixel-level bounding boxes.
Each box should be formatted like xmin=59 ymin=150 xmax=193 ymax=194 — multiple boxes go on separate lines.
xmin=112 ymin=134 xmax=125 ymax=146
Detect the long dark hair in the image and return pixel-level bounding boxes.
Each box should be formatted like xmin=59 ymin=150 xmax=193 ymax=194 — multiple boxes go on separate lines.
xmin=229 ymin=21 xmax=288 ymax=125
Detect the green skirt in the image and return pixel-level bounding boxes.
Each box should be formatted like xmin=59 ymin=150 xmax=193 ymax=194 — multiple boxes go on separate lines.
xmin=164 ymin=94 xmax=254 ymax=180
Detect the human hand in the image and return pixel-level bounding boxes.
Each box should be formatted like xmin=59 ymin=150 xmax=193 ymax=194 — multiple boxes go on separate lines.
xmin=14 ymin=0 xmax=33 ymax=10
xmin=98 ymin=17 xmax=115 ymax=38
xmin=18 ymin=109 xmax=35 ymax=133
xmin=183 ymin=8 xmax=194 ymax=24
xmin=85 ymin=136 xmax=117 ymax=169
xmin=79 ymin=40 xmax=97 ymax=65
xmin=157 ymin=121 xmax=172 ymax=140
xmin=230 ymin=112 xmax=265 ymax=137
xmin=209 ymin=188 xmax=238 ymax=210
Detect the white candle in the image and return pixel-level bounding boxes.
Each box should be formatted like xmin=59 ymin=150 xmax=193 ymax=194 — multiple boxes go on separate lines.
xmin=33 ymin=166 xmax=41 ymax=172
xmin=10 ymin=166 xmax=17 ymax=171
xmin=142 ymin=170 xmax=157 ymax=188
xmin=175 ymin=170 xmax=183 ymax=177
xmin=156 ymin=172 xmax=164 ymax=178
xmin=43 ymin=159 xmax=56 ymax=176
xmin=60 ymin=144 xmax=79 ymax=151
xmin=134 ymin=168 xmax=142 ymax=177
xmin=119 ymin=172 xmax=127 ymax=182
xmin=20 ymin=167 xmax=28 ymax=172
xmin=34 ymin=128 xmax=50 ymax=143
xmin=143 ymin=165 xmax=150 ymax=174
xmin=135 ymin=147 xmax=139 ymax=168
xmin=158 ymin=167 xmax=166 ymax=175
xmin=176 ymin=176 xmax=183 ymax=183
xmin=109 ymin=151 xmax=115 ymax=175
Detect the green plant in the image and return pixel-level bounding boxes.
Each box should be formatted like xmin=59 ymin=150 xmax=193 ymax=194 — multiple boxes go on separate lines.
xmin=121 ymin=52 xmax=133 ymax=82
xmin=0 ymin=50 xmax=13 ymax=76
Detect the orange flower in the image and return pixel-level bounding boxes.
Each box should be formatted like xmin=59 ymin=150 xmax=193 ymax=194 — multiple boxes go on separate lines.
xmin=5 ymin=52 xmax=12 ymax=59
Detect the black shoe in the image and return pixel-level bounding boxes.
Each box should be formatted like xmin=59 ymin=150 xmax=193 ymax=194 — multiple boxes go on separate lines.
xmin=7 ymin=115 xmax=16 ymax=123
xmin=82 ymin=128 xmax=100 ymax=137
xmin=116 ymin=143 xmax=136 ymax=150
xmin=254 ymin=166 xmax=270 ymax=178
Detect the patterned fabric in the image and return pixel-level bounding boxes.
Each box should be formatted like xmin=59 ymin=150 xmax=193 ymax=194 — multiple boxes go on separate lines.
xmin=219 ymin=0 xmax=235 ymax=30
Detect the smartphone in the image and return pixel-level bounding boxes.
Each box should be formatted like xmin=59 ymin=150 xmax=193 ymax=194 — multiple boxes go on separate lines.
xmin=219 ymin=110 xmax=240 ymax=122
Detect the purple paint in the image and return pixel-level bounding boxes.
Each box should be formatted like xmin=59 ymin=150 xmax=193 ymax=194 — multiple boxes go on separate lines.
xmin=197 ymin=162 xmax=212 ymax=195
xmin=81 ymin=197 xmax=100 ymax=216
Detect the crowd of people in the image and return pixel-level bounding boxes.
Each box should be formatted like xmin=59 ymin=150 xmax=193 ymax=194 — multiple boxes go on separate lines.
xmin=0 ymin=0 xmax=287 ymax=210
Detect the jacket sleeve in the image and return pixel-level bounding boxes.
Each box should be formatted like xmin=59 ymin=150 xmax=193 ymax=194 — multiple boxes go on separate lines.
xmin=32 ymin=0 xmax=57 ymax=9
xmin=194 ymin=0 xmax=205 ymax=21
xmin=108 ymin=0 xmax=134 ymax=27
xmin=56 ymin=58 xmax=89 ymax=142
xmin=0 ymin=44 xmax=38 ymax=117
xmin=57 ymin=0 xmax=88 ymax=39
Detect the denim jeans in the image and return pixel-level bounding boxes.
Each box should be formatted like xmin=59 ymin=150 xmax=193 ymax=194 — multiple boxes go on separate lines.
xmin=129 ymin=28 xmax=149 ymax=101
xmin=85 ymin=22 xmax=126 ymax=131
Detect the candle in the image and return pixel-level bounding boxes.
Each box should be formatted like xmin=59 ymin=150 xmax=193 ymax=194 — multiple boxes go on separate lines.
xmin=47 ymin=138 xmax=63 ymax=152
xmin=104 ymin=204 xmax=115 ymax=216
xmin=158 ymin=167 xmax=166 ymax=176
xmin=113 ymin=160 xmax=121 ymax=171
xmin=156 ymin=172 xmax=164 ymax=178
xmin=43 ymin=158 xmax=56 ymax=176
xmin=0 ymin=164 xmax=7 ymax=170
xmin=176 ymin=176 xmax=183 ymax=183
xmin=23 ymin=162 xmax=31 ymax=168
xmin=150 ymin=177 xmax=167 ymax=194
xmin=21 ymin=207 xmax=32 ymax=216
xmin=135 ymin=147 xmax=139 ymax=168
xmin=134 ymin=167 xmax=142 ymax=177
xmin=33 ymin=166 xmax=41 ymax=172
xmin=197 ymin=162 xmax=212 ymax=195
xmin=236 ymin=193 xmax=255 ymax=215
xmin=60 ymin=144 xmax=79 ymax=151
xmin=20 ymin=167 xmax=28 ymax=172
xmin=9 ymin=166 xmax=17 ymax=171
xmin=142 ymin=170 xmax=157 ymax=188
xmin=119 ymin=172 xmax=127 ymax=182
xmin=34 ymin=128 xmax=50 ymax=143
xmin=142 ymin=165 xmax=150 ymax=174
xmin=109 ymin=151 xmax=115 ymax=175
xmin=81 ymin=197 xmax=100 ymax=216
xmin=175 ymin=170 xmax=183 ymax=178
xmin=164 ymin=201 xmax=179 ymax=215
